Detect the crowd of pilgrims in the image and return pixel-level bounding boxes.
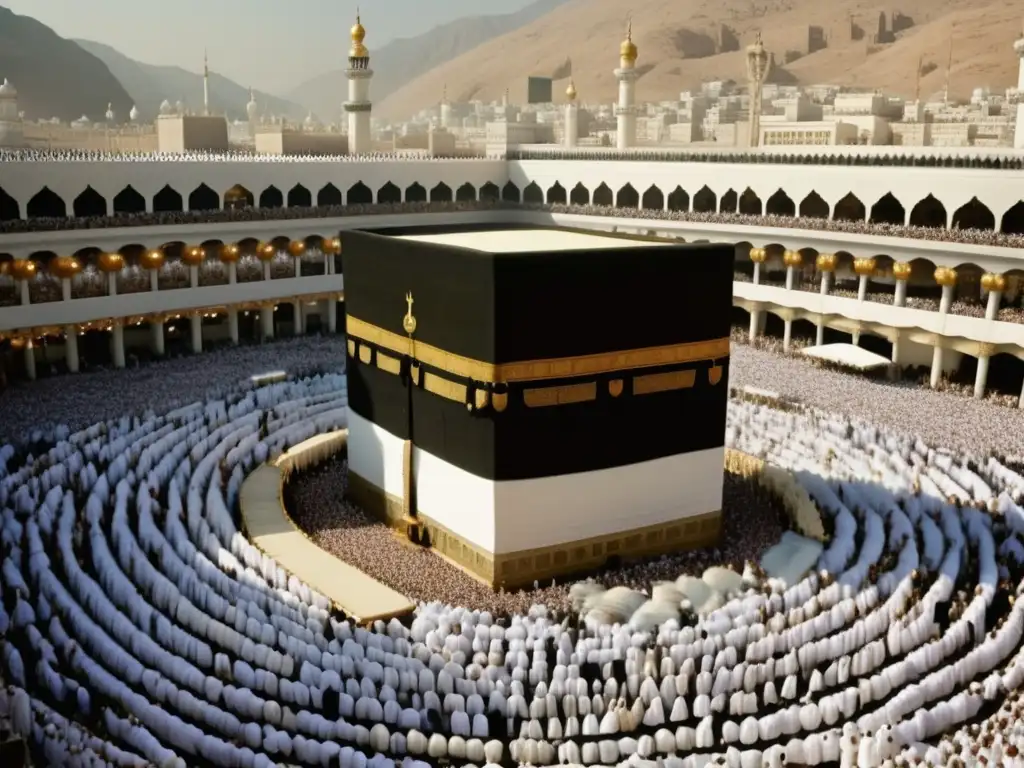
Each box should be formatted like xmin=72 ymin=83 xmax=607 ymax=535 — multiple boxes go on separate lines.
xmin=0 ymin=335 xmax=1021 ymax=765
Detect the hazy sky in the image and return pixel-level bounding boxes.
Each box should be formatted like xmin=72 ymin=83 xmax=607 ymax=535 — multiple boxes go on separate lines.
xmin=2 ymin=0 xmax=538 ymax=93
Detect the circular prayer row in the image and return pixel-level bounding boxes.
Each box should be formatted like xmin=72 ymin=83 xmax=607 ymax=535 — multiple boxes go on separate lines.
xmin=1 ymin=374 xmax=1023 ymax=767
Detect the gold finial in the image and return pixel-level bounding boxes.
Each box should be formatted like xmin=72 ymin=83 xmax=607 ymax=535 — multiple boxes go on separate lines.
xmin=402 ymin=292 xmax=417 ymax=336
xmin=566 ymin=79 xmax=577 ymax=101
xmin=350 ymin=8 xmax=368 ymax=56
xmin=620 ymin=13 xmax=638 ymax=62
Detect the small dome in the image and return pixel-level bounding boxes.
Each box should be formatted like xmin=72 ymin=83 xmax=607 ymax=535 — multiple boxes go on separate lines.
xmin=129 ymin=105 xmax=139 ymax=121
xmin=350 ymin=13 xmax=368 ymax=57
xmin=620 ymin=20 xmax=637 ymax=62
xmin=0 ymin=79 xmax=16 ymax=98
xmin=159 ymin=99 xmax=173 ymax=115
xmin=566 ymin=80 xmax=577 ymax=101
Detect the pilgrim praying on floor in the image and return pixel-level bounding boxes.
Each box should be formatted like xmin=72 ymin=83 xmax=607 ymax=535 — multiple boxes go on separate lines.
xmin=1 ymin=335 xmax=1024 ymax=767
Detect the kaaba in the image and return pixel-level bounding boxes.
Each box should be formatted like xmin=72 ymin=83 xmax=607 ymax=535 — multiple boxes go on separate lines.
xmin=343 ymin=227 xmax=734 ymax=588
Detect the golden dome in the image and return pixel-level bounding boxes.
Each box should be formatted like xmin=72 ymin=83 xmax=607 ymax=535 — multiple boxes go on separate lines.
xmin=981 ymin=272 xmax=1006 ymax=293
xmin=566 ymin=80 xmax=577 ymax=101
xmin=139 ymin=249 xmax=165 ymax=271
xmin=749 ymin=247 xmax=767 ymax=263
xmin=892 ymin=262 xmax=912 ymax=281
xmin=782 ymin=250 xmax=802 ymax=268
xmin=9 ymin=259 xmax=37 ymax=281
xmin=350 ymin=12 xmax=368 ymax=57
xmin=620 ymin=17 xmax=637 ymax=62
xmin=219 ymin=244 xmax=240 ymax=263
xmin=815 ymin=253 xmax=837 ymax=272
xmin=288 ymin=240 xmax=306 ymax=257
xmin=933 ymin=266 xmax=957 ymax=287
xmin=256 ymin=243 xmax=276 ymax=262
xmin=97 ymin=253 xmax=125 ymax=273
xmin=50 ymin=256 xmax=82 ymax=280
xmin=182 ymin=246 xmax=206 ymax=267
xmin=853 ymin=257 xmax=876 ymax=277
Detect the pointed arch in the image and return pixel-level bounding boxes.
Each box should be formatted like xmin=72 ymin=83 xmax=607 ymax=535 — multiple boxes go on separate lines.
xmin=833 ymin=192 xmax=866 ymax=222
xmin=377 ymin=182 xmax=401 ymax=204
xmin=72 ymin=186 xmax=107 ymax=218
xmin=104 ymin=185 xmax=142 ymax=216
xmin=1002 ymin=201 xmax=1024 ymax=235
xmin=455 ymin=182 xmax=476 ymax=202
xmin=951 ymin=197 xmax=993 ymax=231
xmin=720 ymin=189 xmax=738 ymax=213
xmin=738 ymin=188 xmax=762 ymax=216
xmin=765 ymin=189 xmax=795 ymax=217
xmin=0 ymin=186 xmax=19 ymax=220
xmin=223 ymin=184 xmax=253 ymax=210
xmin=869 ymin=193 xmax=905 ymax=225
xmin=258 ymin=185 xmax=283 ymax=209
xmin=798 ymin=191 xmax=828 ymax=219
xmin=592 ymin=183 xmax=613 ymax=207
xmin=405 ymin=182 xmax=427 ymax=202
xmin=523 ymin=182 xmax=543 ymax=204
xmin=479 ymin=182 xmax=500 ymax=201
xmin=347 ymin=181 xmax=372 ymax=205
xmin=667 ymin=186 xmax=689 ymax=212
xmin=317 ymin=183 xmax=342 ymax=207
xmin=501 ymin=182 xmax=520 ymax=203
xmin=152 ymin=185 xmax=182 ymax=213
xmin=641 ymin=185 xmax=664 ymax=210
xmin=188 ymin=183 xmax=219 ymax=212
xmin=569 ymin=182 xmax=589 ymax=206
xmin=26 ymin=187 xmax=66 ymax=219
xmin=547 ymin=182 xmax=567 ymax=205
xmin=430 ymin=182 xmax=453 ymax=202
xmin=616 ymin=183 xmax=639 ymax=208
xmin=693 ymin=186 xmax=716 ymax=213
xmin=287 ymin=184 xmax=312 ymax=208
xmin=908 ymin=194 xmax=947 ymax=229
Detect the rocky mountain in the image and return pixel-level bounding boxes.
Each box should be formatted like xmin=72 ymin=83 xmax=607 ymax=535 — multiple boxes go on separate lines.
xmin=73 ymin=39 xmax=307 ymax=123
xmin=0 ymin=6 xmax=133 ymax=122
xmin=375 ymin=0 xmax=1020 ymax=119
xmin=286 ymin=0 xmax=570 ymax=121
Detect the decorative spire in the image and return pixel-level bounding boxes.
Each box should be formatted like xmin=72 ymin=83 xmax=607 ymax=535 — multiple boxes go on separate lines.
xmin=442 ymin=83 xmax=447 ymax=103
xmin=620 ymin=13 xmax=638 ymax=62
xmin=202 ymin=48 xmax=210 ymax=116
xmin=350 ymin=8 xmax=368 ymax=58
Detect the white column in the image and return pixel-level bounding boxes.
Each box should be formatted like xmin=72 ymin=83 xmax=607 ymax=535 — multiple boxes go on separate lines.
xmin=892 ymin=262 xmax=910 ymax=307
xmin=61 ymin=278 xmax=72 ymax=302
xmin=782 ymin=312 xmax=793 ymax=353
xmin=149 ymin=269 xmax=159 ymax=292
xmin=227 ymin=261 xmax=239 ymax=345
xmin=930 ymin=269 xmax=957 ymax=389
xmin=152 ymin=320 xmax=165 ymax=357
xmin=982 ymin=273 xmax=1005 ymax=321
xmin=891 ymin=331 xmax=902 ymax=367
xmin=748 ymin=250 xmax=765 ymax=343
xmin=816 ymin=264 xmax=832 ymax=347
xmin=261 ymin=304 xmax=275 ymax=340
xmin=107 ymin=272 xmax=118 ymax=297
xmin=22 ymin=340 xmax=36 ymax=381
xmin=292 ymin=256 xmax=301 ymax=279
xmin=293 ymin=301 xmax=304 ymax=335
xmin=18 ymin=279 xmax=30 ymax=306
xmin=190 ymin=313 xmax=203 ymax=354
xmin=263 ymin=261 xmax=272 ymax=281
xmin=189 ymin=265 xmax=199 ymax=289
xmin=974 ymin=346 xmax=991 ymax=399
xmin=111 ymin=324 xmax=125 ymax=368
xmin=64 ymin=327 xmax=79 ymax=373
xmin=852 ymin=258 xmax=875 ymax=347
xmin=782 ymin=251 xmax=800 ymax=352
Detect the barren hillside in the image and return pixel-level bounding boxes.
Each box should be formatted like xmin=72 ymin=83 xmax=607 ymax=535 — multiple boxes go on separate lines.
xmin=376 ymin=0 xmax=1023 ymax=119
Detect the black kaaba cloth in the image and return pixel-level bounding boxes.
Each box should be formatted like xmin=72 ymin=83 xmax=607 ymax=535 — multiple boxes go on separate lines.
xmin=344 ymin=229 xmax=735 ymax=482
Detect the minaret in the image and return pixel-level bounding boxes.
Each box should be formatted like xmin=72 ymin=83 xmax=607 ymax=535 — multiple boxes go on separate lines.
xmin=564 ymin=80 xmax=578 ymax=149
xmin=203 ymin=49 xmax=210 ymax=116
xmin=614 ymin=18 xmax=638 ymax=150
xmin=1015 ymin=22 xmax=1024 ymax=148
xmin=440 ymin=84 xmax=451 ymax=129
xmin=344 ymin=9 xmax=374 ymax=155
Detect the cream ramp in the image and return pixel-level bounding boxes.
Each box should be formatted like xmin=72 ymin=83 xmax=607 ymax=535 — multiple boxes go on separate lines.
xmin=239 ymin=429 xmax=415 ymax=623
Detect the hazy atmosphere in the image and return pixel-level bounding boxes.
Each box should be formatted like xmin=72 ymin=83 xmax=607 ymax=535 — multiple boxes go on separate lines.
xmin=0 ymin=0 xmax=538 ymax=93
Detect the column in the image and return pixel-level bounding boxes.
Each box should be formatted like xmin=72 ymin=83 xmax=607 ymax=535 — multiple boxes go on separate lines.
xmin=11 ymin=259 xmax=35 ymax=305
xmin=224 ymin=247 xmax=240 ymax=345
xmin=930 ymin=267 xmax=957 ymax=389
xmin=891 ymin=330 xmax=903 ymax=368
xmin=152 ymin=317 xmax=165 ymax=357
xmin=327 ymin=298 xmax=337 ymax=334
xmin=111 ymin=322 xmax=126 ymax=369
xmin=892 ymin=262 xmax=911 ymax=307
xmin=981 ymin=272 xmax=1005 ymax=321
xmin=22 ymin=340 xmax=36 ymax=381
xmin=260 ymin=303 xmax=275 ymax=340
xmin=782 ymin=250 xmax=801 ymax=353
xmin=974 ymin=343 xmax=993 ymax=399
xmin=190 ymin=312 xmax=203 ymax=354
xmin=748 ymin=247 xmax=767 ymax=343
xmin=293 ymin=301 xmax=304 ymax=335
xmin=64 ymin=327 xmax=79 ymax=373
xmin=815 ymin=253 xmax=836 ymax=347
xmin=852 ymin=257 xmax=875 ymax=346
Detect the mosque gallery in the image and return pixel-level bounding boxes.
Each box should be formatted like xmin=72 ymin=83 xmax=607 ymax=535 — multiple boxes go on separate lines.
xmin=343 ymin=227 xmax=735 ymax=588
